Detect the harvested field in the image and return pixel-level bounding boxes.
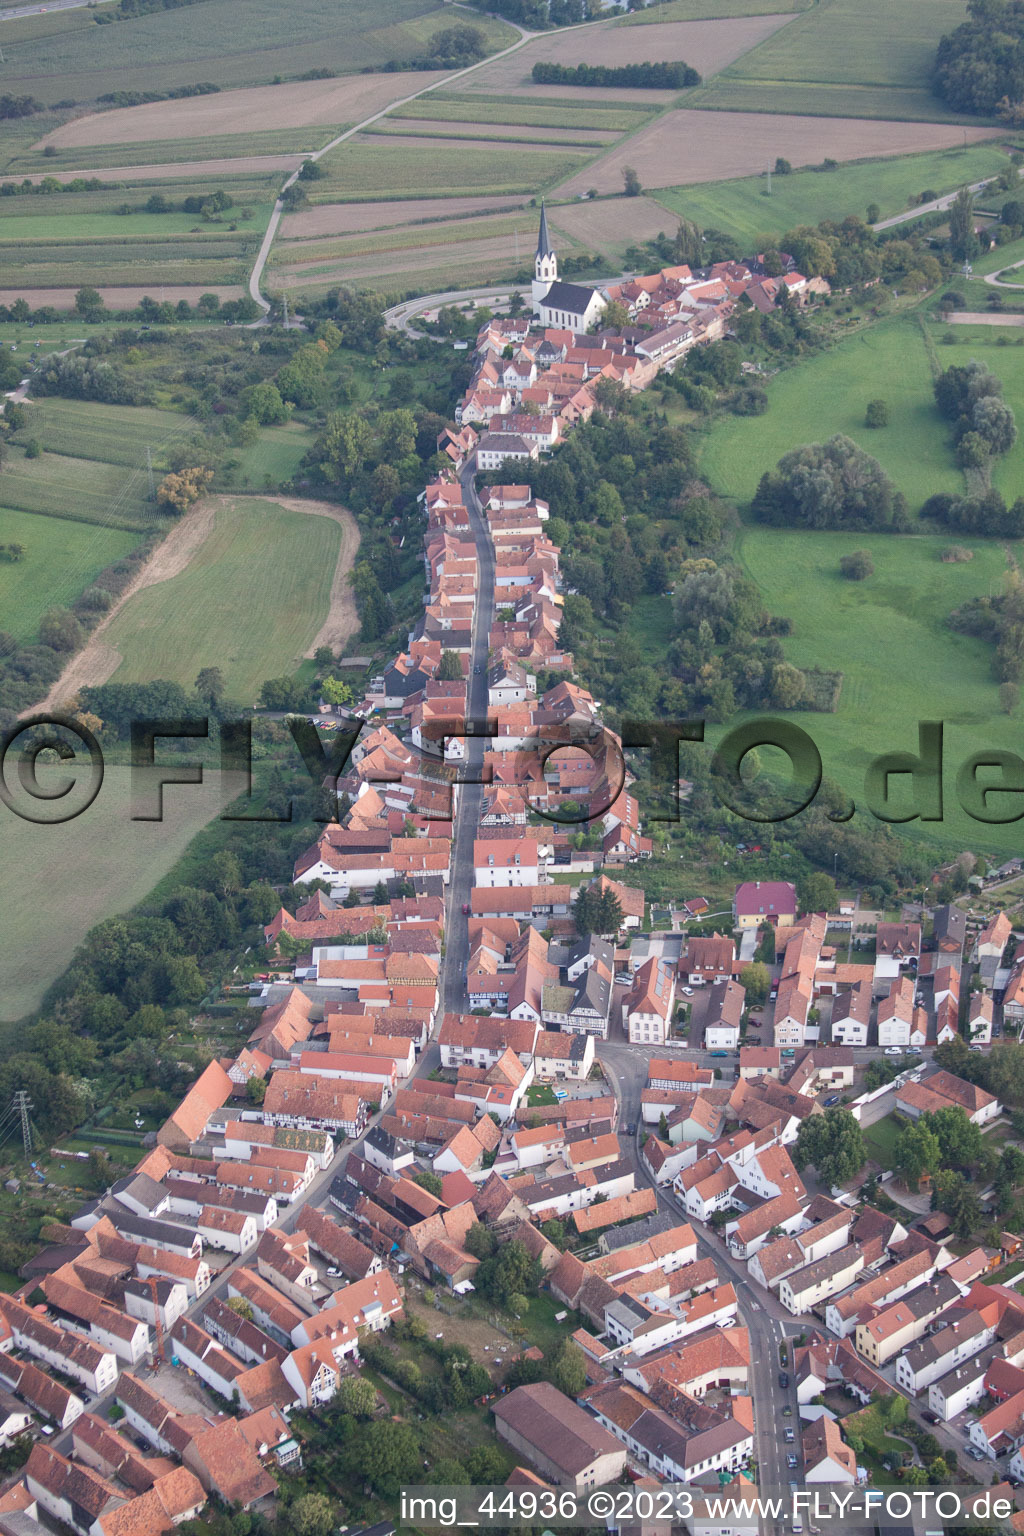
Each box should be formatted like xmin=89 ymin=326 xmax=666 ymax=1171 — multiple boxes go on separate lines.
xmin=365 ymin=118 xmax=619 ymax=144
xmin=20 ymin=157 xmax=305 ymax=183
xmin=549 ymin=195 xmax=675 ymax=254
xmin=390 ymin=96 xmax=652 ymax=129
xmin=279 ymin=194 xmax=526 ymax=239
xmin=946 ymin=311 xmax=1024 ymax=326
xmin=0 ymin=285 xmax=243 ymax=309
xmin=272 ymin=233 xmax=530 ymax=287
xmin=620 ymin=0 xmax=808 ymax=19
xmin=686 ymin=79 xmax=980 ymax=121
xmin=461 ymin=12 xmax=795 ymax=93
xmin=273 ymin=211 xmax=543 ymax=266
xmin=38 ymin=72 xmax=448 ymax=150
xmin=555 ymin=110 xmax=1000 ymax=196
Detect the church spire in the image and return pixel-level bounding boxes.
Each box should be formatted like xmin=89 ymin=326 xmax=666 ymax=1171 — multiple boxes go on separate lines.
xmin=536 ymin=200 xmax=552 ymax=261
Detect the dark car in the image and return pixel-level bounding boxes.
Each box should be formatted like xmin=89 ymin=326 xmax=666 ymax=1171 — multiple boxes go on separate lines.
xmin=923 ymin=1411 xmax=941 ymax=1425
xmin=824 ymin=1094 xmax=840 ymax=1107
xmin=779 ymin=1371 xmax=789 ymax=1389
xmin=625 ymin=1123 xmax=636 ymax=1136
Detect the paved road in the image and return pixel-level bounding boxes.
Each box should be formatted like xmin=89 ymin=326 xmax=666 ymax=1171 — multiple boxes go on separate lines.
xmin=597 ymin=1039 xmax=808 ymax=1522
xmin=248 ymin=27 xmax=534 ymax=312
xmin=872 ymin=175 xmax=1000 ymax=232
xmin=441 ymin=467 xmax=495 ymax=1012
xmin=0 ymin=0 xmax=94 ymax=19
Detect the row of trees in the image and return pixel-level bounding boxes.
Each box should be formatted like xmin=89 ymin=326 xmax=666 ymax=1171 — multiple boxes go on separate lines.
xmin=933 ymin=359 xmax=1018 ymax=471
xmin=531 ymin=60 xmax=700 ymax=88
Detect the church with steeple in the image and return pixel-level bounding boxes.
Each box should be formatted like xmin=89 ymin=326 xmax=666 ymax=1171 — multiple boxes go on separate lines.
xmin=530 ymin=202 xmax=607 ymax=335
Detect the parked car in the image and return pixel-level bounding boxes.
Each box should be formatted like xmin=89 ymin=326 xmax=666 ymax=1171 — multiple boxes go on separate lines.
xmin=907 ymin=1045 xmax=923 ymax=1054
xmin=823 ymin=1094 xmax=840 ymax=1107
xmin=785 ymin=1428 xmax=795 ymax=1443
xmin=681 ymin=986 xmax=694 ymax=996
xmin=710 ymin=1050 xmax=729 ymax=1058
xmin=923 ymin=1411 xmax=940 ymax=1425
xmin=326 ymin=1267 xmax=340 ymax=1277
xmin=461 ymin=902 xmax=470 ymax=914
xmin=779 ymin=1371 xmax=789 ymax=1388
xmin=769 ymin=989 xmax=778 ymax=1000
xmin=787 ymin=1454 xmax=798 ymax=1469
xmin=884 ymin=1046 xmax=904 ymax=1056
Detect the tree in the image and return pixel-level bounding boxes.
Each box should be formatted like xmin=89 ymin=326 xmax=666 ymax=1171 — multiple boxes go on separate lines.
xmin=893 ymin=1119 xmax=941 ymax=1189
xmin=774 ymin=157 xmax=793 ymax=175
xmin=1000 ymin=681 xmax=1020 ymax=715
xmin=623 ymin=165 xmax=642 ymax=197
xmin=840 ymin=550 xmax=874 ymax=580
xmin=752 ymin=435 xmax=905 ymax=531
xmin=156 ymin=466 xmax=213 ymax=514
xmin=289 ymin=1492 xmax=335 ymax=1536
xmin=88 ymin=1147 xmax=113 ymax=1190
xmin=549 ymin=1339 xmax=586 ymax=1398
xmin=933 ymin=1169 xmax=981 ymax=1240
xmin=601 ymin=299 xmax=630 ymax=329
xmin=414 ymin=1169 xmax=442 ymax=1196
xmin=321 ymin=676 xmax=353 ymax=707
xmin=74 ymin=285 xmax=105 ymax=320
xmin=864 ymin=399 xmax=889 ymax=428
xmin=243 ymin=380 xmax=288 ymax=425
xmin=739 ymin=961 xmax=770 ymax=1004
xmin=476 ymin=1238 xmax=540 ymax=1307
xmin=227 ymin=1296 xmax=254 ymax=1320
xmin=194 ymin=666 xmax=225 ymax=706
xmin=949 ymin=185 xmax=980 ymax=263
xmin=465 ymin=1222 xmax=498 ymax=1260
xmin=793 ymin=1107 xmax=866 ymax=1188
xmin=39 ymin=607 xmax=83 ymax=652
xmin=438 ymin=649 xmax=463 ymax=681
xmin=925 ymin=1105 xmax=983 ymax=1170
xmin=246 ymin=1075 xmax=266 ymax=1104
xmin=798 ymin=871 xmax=838 ymax=914
xmin=337 ymin=1374 xmax=377 ymax=1417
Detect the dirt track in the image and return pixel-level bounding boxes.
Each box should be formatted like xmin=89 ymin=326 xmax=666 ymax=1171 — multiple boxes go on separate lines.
xmin=36 ymin=494 xmax=360 ymax=708
xmin=271 ymin=497 xmax=361 ymax=656
xmin=37 ymin=499 xmax=217 ymax=711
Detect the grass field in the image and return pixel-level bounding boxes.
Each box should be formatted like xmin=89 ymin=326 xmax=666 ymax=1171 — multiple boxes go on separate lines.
xmin=686 ymin=79 xmax=983 ymax=122
xmin=222 ymin=421 xmax=315 ymax=489
xmin=698 ymin=316 xmax=963 ymax=511
xmin=101 ymin=495 xmax=343 ymax=700
xmin=311 ymin=142 xmax=590 ymax=201
xmin=861 ymin=1112 xmax=903 ymax=1167
xmin=0 ymin=445 xmax=162 ymax=530
xmin=0 ymin=0 xmax=516 ymax=106
xmin=0 ymin=765 xmax=246 ymax=1021
xmin=714 ymin=0 xmax=968 ymax=90
xmin=733 ymin=525 xmax=1021 ymax=856
xmin=926 ymin=322 xmax=1024 ymax=506
xmin=0 ymin=507 xmax=138 ymax=642
xmin=655 ymin=143 xmax=1013 ymax=243
xmin=15 ymin=399 xmax=192 ymax=468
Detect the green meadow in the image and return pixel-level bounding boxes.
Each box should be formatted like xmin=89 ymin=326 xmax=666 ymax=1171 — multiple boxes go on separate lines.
xmin=698 ymin=316 xmax=963 ymax=512
xmin=0 ymin=507 xmax=137 ymax=641
xmin=656 ymin=144 xmax=1012 ymax=245
xmin=102 ymin=495 xmax=342 ymax=701
xmin=732 ymin=527 xmax=1020 ymax=858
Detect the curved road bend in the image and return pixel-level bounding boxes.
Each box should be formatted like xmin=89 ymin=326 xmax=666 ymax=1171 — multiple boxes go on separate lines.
xmin=247 ymin=28 xmax=535 ymax=311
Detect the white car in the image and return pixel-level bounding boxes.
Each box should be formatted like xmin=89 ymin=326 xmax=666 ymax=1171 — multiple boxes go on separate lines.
xmin=681 ymin=986 xmax=694 ymax=996
xmin=884 ymin=1046 xmax=904 ymax=1056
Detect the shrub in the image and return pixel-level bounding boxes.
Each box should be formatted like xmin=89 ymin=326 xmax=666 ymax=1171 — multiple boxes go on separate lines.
xmin=864 ymin=398 xmax=889 ymax=428
xmin=840 ymin=550 xmax=874 ymax=580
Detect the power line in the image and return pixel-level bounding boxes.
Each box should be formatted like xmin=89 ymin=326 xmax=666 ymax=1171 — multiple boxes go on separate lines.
xmin=12 ymin=1091 xmax=34 ymax=1160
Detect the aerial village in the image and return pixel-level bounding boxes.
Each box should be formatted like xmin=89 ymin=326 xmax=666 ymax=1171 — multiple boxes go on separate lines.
xmin=6 ymin=211 xmax=1024 ymax=1536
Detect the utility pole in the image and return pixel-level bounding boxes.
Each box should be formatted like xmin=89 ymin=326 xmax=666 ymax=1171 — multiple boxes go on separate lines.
xmin=146 ymin=443 xmax=155 ymax=500
xmin=12 ymin=1091 xmax=33 ymax=1161
xmin=282 ymin=292 xmax=289 ymax=329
